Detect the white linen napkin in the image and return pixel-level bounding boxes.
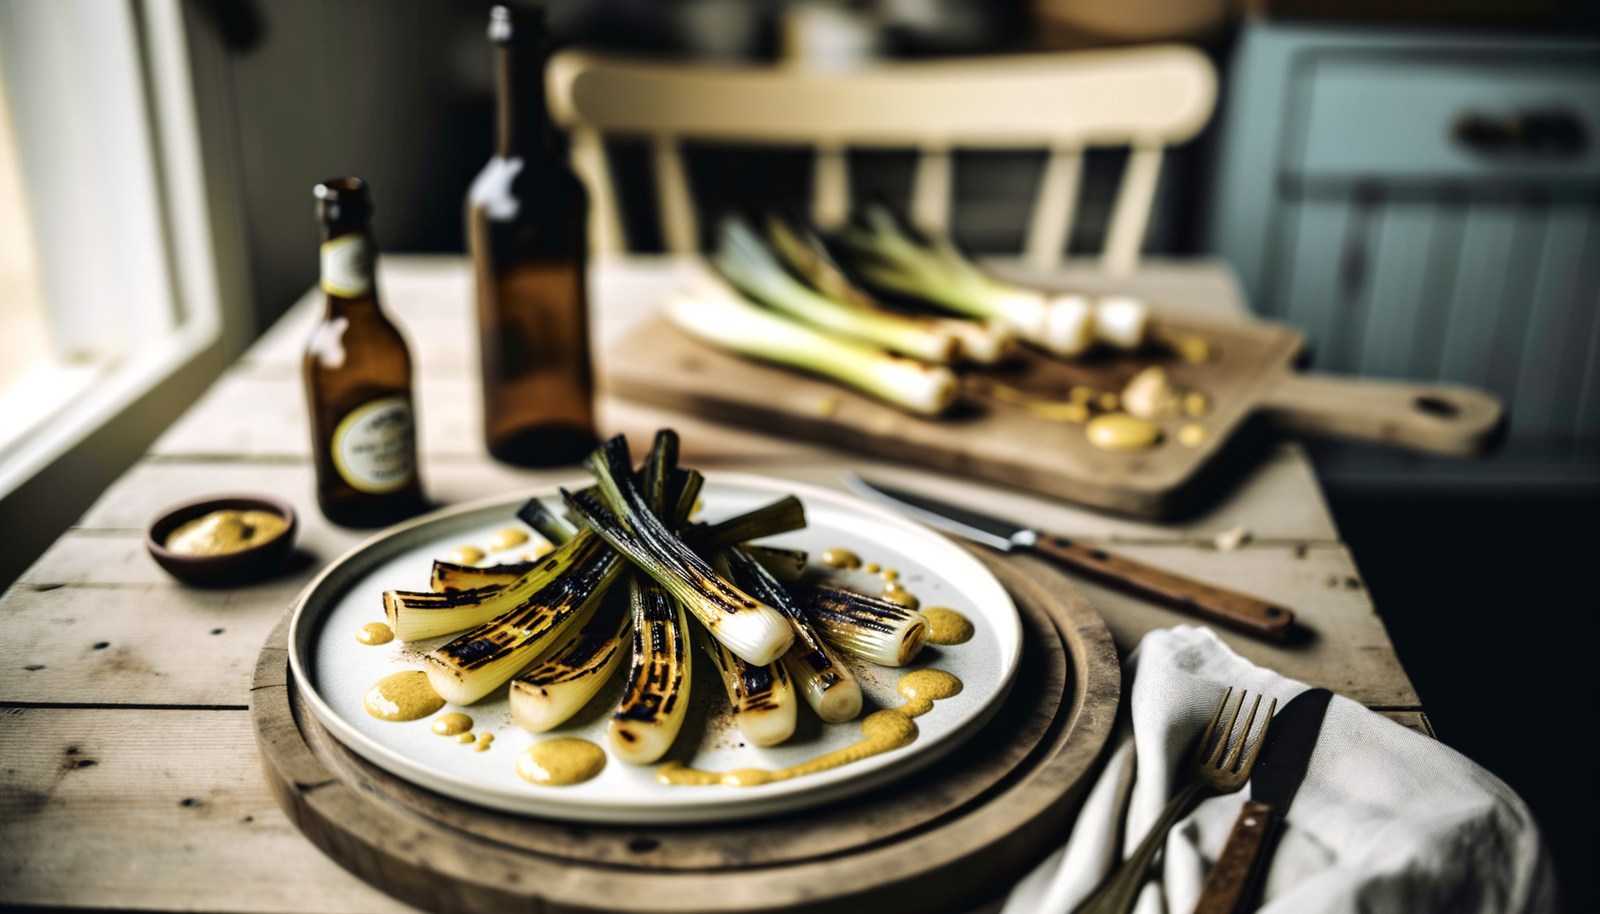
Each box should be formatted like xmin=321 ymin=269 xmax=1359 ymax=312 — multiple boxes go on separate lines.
xmin=1001 ymin=626 xmax=1558 ymax=914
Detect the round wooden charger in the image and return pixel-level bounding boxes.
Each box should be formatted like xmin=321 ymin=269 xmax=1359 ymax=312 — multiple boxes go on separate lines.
xmin=251 ymin=552 xmax=1119 ymax=914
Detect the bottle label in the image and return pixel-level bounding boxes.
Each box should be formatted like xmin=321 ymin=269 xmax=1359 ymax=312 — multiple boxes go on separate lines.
xmin=331 ymin=396 xmax=415 ymax=494
xmin=321 ymin=234 xmax=372 ymax=297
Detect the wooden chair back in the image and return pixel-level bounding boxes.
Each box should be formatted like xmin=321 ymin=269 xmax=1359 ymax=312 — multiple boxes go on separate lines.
xmin=547 ymin=45 xmax=1215 ymax=273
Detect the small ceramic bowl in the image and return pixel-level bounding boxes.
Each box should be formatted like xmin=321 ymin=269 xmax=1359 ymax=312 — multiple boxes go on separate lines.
xmin=146 ymin=494 xmax=298 ymax=585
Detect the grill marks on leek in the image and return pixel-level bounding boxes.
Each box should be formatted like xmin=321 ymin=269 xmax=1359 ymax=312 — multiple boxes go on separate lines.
xmin=665 ymin=285 xmax=957 ymax=416
xmin=803 ymin=581 xmax=930 ymax=668
xmin=609 ymin=572 xmax=693 ymax=764
xmin=510 ymin=581 xmax=632 ymax=732
xmin=718 ymin=548 xmax=861 ymax=724
xmin=386 ymin=547 xmax=580 ymax=643
xmin=430 ymin=560 xmax=534 ymax=594
xmin=423 ymin=531 xmax=624 ymax=704
xmin=714 ymin=217 xmax=958 ymax=364
xmin=691 ymin=495 xmax=806 ymax=550
xmin=765 ymin=213 xmax=1016 ymax=365
xmin=696 ymin=623 xmax=797 ymax=747
xmin=567 ymin=436 xmax=794 ymax=666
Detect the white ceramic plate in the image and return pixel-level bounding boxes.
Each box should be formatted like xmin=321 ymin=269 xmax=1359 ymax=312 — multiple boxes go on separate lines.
xmin=288 ymin=473 xmax=1022 ymax=824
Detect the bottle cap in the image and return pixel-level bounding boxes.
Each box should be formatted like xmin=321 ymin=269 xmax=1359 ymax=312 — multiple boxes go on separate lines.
xmin=315 ymin=177 xmax=372 ymax=225
xmin=489 ymin=4 xmax=548 ymax=47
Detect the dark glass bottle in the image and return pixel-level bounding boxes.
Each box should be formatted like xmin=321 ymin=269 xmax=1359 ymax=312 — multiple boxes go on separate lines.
xmin=304 ymin=178 xmax=424 ymax=527
xmin=467 ymin=3 xmax=597 ymax=467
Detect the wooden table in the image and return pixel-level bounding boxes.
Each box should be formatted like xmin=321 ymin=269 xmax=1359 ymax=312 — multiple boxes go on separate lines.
xmin=0 ymin=255 xmax=1426 ymax=913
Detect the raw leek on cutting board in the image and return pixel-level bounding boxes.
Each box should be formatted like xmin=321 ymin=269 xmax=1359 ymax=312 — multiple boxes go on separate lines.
xmin=763 ymin=213 xmax=1017 ymax=365
xmin=714 ymin=216 xmax=960 ymax=364
xmin=664 ymin=277 xmax=957 ymax=416
xmin=367 ymin=429 xmax=954 ymax=768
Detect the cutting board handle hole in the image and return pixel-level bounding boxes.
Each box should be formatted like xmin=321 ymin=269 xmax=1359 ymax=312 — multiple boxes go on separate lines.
xmin=1413 ymin=396 xmax=1460 ymax=419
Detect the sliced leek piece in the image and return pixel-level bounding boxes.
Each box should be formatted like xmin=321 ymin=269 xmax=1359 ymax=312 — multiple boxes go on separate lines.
xmin=608 ymin=572 xmax=693 ymax=764
xmin=386 ymin=542 xmax=581 ymax=643
xmin=766 ymin=213 xmax=1016 ymax=365
xmin=696 ymin=621 xmax=797 ymax=747
xmin=509 ymin=581 xmax=632 ymax=732
xmin=423 ymin=530 xmax=624 ymax=704
xmin=567 ymin=436 xmax=794 ymax=666
xmin=430 ymin=560 xmax=535 ymax=593
xmin=802 ymin=581 xmax=930 ymax=667
xmin=742 ymin=544 xmax=808 ymax=583
xmin=717 ymin=549 xmax=861 ymax=724
xmin=691 ymin=495 xmax=806 ymax=549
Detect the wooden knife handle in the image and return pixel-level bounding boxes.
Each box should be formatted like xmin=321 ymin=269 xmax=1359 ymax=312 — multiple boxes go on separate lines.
xmin=1191 ymin=800 xmax=1274 ymax=914
xmin=1031 ymin=537 xmax=1294 ymax=642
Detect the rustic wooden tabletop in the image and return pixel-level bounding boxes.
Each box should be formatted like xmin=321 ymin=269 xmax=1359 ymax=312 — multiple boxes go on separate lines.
xmin=0 ymin=254 xmax=1425 ymax=913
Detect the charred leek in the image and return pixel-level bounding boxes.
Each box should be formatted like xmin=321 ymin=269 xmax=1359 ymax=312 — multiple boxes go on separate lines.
xmin=743 ymin=545 xmax=808 ymax=583
xmin=608 ymin=572 xmax=693 ymax=764
xmin=696 ymin=622 xmax=797 ymax=747
xmin=665 ymin=288 xmax=957 ymax=416
xmin=718 ymin=549 xmax=861 ymax=724
xmin=509 ymin=580 xmax=632 ymax=732
xmin=516 ymin=496 xmax=581 ymax=548
xmin=802 ymin=581 xmax=929 ymax=667
xmin=714 ymin=217 xmax=958 ymax=363
xmin=566 ymin=436 xmax=794 ymax=666
xmin=692 ymin=495 xmax=806 ymax=549
xmin=422 ymin=530 xmax=624 ymax=704
xmin=386 ymin=541 xmax=590 ymax=643
xmin=766 ymin=213 xmax=1016 ymax=364
xmin=429 ymin=560 xmax=535 ymax=594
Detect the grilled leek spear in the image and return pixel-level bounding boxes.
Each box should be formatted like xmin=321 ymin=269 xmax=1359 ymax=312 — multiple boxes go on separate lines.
xmin=765 ymin=213 xmax=1016 ymax=365
xmin=386 ymin=543 xmax=585 ymax=643
xmin=566 ymin=436 xmax=794 ymax=666
xmin=696 ymin=622 xmax=797 ymax=747
xmin=802 ymin=581 xmax=930 ymax=667
xmin=691 ymin=495 xmax=806 ymax=549
xmin=743 ymin=544 xmax=808 ymax=583
xmin=509 ymin=581 xmax=632 ymax=732
xmin=608 ymin=572 xmax=694 ymax=764
xmin=717 ymin=549 xmax=861 ymax=723
xmin=516 ymin=495 xmax=581 ymax=547
xmin=423 ymin=530 xmax=624 ymax=704
xmin=430 ymin=560 xmax=535 ymax=593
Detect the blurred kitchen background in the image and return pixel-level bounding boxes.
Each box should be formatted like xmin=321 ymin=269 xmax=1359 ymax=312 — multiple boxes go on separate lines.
xmin=1 ymin=0 xmax=1596 ymax=903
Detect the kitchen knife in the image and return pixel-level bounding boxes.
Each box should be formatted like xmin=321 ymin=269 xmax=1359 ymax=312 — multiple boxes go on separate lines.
xmin=842 ymin=474 xmax=1296 ymax=642
xmin=1190 ymin=687 xmax=1333 ymax=914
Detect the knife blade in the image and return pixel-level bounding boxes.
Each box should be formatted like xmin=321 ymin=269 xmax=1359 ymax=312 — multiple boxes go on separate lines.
xmin=843 ymin=473 xmax=1296 ymax=642
xmin=1190 ymin=688 xmax=1333 ymax=914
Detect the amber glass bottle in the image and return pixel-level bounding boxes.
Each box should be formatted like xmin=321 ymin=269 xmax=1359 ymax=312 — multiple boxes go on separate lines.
xmin=304 ymin=178 xmax=424 ymax=527
xmin=467 ymin=4 xmax=597 ymax=467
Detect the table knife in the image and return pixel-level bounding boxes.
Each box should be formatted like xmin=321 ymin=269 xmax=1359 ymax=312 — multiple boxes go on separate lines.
xmin=842 ymin=474 xmax=1296 ymax=642
xmin=1190 ymin=687 xmax=1333 ymax=914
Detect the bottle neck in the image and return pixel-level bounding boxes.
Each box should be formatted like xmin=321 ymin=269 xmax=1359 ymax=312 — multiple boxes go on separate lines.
xmin=319 ymin=224 xmax=378 ymax=310
xmin=496 ymin=42 xmax=557 ymax=159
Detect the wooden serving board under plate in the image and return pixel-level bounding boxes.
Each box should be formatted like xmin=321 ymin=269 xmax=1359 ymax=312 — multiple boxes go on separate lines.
xmin=606 ymin=311 xmax=1503 ymax=518
xmin=251 ymin=551 xmax=1120 ymax=914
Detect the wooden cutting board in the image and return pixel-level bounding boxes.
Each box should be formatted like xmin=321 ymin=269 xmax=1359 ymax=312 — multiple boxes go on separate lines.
xmin=605 ymin=311 xmax=1503 ymax=517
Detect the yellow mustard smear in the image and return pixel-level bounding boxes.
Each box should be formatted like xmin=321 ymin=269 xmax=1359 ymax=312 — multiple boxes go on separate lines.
xmin=449 ymin=545 xmax=486 ymax=565
xmin=489 ymin=528 xmax=529 ymax=552
xmin=364 ymin=671 xmax=445 ymax=721
xmin=521 ymin=540 xmax=555 ymax=562
xmin=1178 ymin=423 xmax=1210 ymax=447
xmin=821 ymin=548 xmax=862 ymax=570
xmin=164 ymin=510 xmax=287 ymax=557
xmin=517 ymin=737 xmax=607 ymax=786
xmin=357 ymin=622 xmax=394 ymax=646
xmin=922 ymin=608 xmax=974 ymax=645
xmin=431 ymin=712 xmax=472 ymax=736
xmin=1086 ymin=413 xmax=1162 ymax=451
xmin=473 ymin=732 xmax=495 ymax=752
xmin=881 ymin=581 xmax=921 ymax=611
xmin=455 ymin=733 xmax=476 ymax=744
xmin=864 ymin=562 xmax=881 ymax=574
xmin=656 ymin=670 xmax=962 ymax=788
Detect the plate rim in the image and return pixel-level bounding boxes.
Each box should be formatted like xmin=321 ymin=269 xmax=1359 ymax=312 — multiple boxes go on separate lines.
xmin=286 ymin=471 xmax=1024 ymax=824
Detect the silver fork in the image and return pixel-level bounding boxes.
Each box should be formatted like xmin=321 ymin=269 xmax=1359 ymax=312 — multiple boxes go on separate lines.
xmin=1073 ymin=687 xmax=1276 ymax=914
